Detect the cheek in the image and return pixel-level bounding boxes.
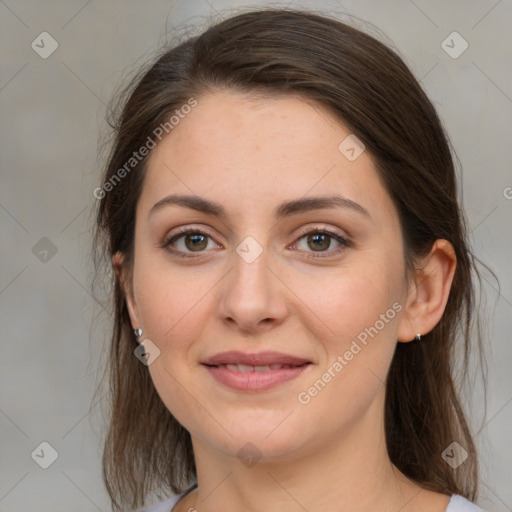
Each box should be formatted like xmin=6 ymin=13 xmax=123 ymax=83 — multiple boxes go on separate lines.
xmin=141 ymin=290 xmax=209 ymax=431
xmin=133 ymin=254 xmax=216 ymax=346
xmin=133 ymin=257 xmax=218 ymax=424
xmin=294 ymin=273 xmax=400 ymax=432
xmin=291 ymin=259 xmax=403 ymax=412
xmin=290 ymin=259 xmax=403 ymax=346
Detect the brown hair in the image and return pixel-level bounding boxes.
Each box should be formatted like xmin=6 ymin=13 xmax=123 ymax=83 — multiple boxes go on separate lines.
xmin=93 ymin=7 xmax=488 ymax=511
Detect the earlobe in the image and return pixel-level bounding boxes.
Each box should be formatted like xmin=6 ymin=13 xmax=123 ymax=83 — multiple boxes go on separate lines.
xmin=397 ymin=239 xmax=457 ymax=343
xmin=112 ymin=252 xmax=140 ymax=329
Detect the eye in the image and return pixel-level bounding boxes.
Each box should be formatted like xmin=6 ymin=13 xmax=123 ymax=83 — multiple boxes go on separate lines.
xmin=292 ymin=228 xmax=350 ymax=258
xmin=162 ymin=228 xmax=221 ymax=258
xmin=162 ymin=226 xmax=350 ymax=259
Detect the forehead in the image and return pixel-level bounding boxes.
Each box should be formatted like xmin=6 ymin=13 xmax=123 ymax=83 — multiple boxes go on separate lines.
xmin=139 ymin=91 xmax=396 ymax=223
xmin=149 ymin=91 xmax=347 ymax=168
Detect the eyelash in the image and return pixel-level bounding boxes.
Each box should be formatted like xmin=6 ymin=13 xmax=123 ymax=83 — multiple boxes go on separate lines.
xmin=162 ymin=226 xmax=351 ymax=259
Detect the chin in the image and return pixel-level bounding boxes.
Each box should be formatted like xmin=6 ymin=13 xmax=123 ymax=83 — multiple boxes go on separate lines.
xmin=197 ymin=408 xmax=315 ymax=463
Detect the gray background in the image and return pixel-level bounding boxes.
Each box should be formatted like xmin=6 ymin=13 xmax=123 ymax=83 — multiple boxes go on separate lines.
xmin=1 ymin=0 xmax=511 ymax=511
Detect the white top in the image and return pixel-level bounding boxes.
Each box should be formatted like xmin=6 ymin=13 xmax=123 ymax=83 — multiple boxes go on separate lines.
xmin=143 ymin=491 xmax=485 ymax=512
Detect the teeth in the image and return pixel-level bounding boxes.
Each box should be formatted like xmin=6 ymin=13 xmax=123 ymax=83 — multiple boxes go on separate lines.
xmin=219 ymin=364 xmax=294 ymax=371
xmin=270 ymin=364 xmax=283 ymax=370
xmin=237 ymin=364 xmax=254 ymax=373
xmin=254 ymin=365 xmax=271 ymax=372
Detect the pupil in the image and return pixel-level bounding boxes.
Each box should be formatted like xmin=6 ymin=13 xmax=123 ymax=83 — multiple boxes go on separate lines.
xmin=186 ymin=234 xmax=207 ymax=251
xmin=309 ymin=233 xmax=329 ymax=251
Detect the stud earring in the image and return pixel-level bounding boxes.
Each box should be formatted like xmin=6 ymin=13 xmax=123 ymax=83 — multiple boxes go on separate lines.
xmin=414 ymin=333 xmax=422 ymax=341
xmin=134 ymin=327 xmax=143 ymax=339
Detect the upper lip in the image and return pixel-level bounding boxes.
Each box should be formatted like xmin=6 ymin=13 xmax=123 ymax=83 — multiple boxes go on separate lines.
xmin=202 ymin=351 xmax=311 ymax=366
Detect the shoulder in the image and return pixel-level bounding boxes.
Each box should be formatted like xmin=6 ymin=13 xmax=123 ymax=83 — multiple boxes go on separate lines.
xmin=141 ymin=493 xmax=182 ymax=512
xmin=446 ymin=494 xmax=486 ymax=512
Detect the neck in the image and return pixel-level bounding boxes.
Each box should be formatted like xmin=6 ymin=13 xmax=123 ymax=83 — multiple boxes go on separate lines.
xmin=180 ymin=388 xmax=444 ymax=512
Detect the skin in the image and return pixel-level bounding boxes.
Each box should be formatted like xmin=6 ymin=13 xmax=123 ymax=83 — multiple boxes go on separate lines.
xmin=114 ymin=91 xmax=457 ymax=512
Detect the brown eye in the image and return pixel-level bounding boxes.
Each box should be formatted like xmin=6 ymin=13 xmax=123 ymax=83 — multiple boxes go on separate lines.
xmin=163 ymin=228 xmax=221 ymax=258
xmin=293 ymin=229 xmax=350 ymax=259
xmin=183 ymin=233 xmax=208 ymax=251
xmin=306 ymin=233 xmax=331 ymax=251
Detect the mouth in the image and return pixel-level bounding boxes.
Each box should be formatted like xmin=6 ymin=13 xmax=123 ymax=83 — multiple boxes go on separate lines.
xmin=211 ymin=363 xmax=306 ymax=372
xmin=201 ymin=351 xmax=312 ymax=391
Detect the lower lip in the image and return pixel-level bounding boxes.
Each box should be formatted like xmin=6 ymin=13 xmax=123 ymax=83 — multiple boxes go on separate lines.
xmin=203 ymin=364 xmax=310 ymax=391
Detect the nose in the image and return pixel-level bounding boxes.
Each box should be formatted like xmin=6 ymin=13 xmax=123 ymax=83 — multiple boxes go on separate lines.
xmin=217 ymin=240 xmax=289 ymax=334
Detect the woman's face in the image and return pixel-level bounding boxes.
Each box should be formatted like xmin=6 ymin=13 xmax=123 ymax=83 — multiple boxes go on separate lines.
xmin=124 ymin=90 xmax=412 ymax=461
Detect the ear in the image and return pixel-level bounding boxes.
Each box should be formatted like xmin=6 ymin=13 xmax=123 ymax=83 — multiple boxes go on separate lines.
xmin=397 ymin=239 xmax=457 ymax=343
xmin=112 ymin=252 xmax=140 ymax=330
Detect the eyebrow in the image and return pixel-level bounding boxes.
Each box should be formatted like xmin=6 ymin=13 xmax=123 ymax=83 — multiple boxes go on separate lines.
xmin=148 ymin=194 xmax=371 ymax=221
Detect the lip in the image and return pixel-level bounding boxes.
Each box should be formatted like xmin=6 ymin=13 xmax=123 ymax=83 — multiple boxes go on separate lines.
xmin=202 ymin=351 xmax=311 ymax=366
xmin=201 ymin=351 xmax=312 ymax=391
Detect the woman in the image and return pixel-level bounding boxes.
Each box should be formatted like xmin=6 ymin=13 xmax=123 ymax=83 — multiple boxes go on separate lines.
xmin=94 ymin=8 xmax=487 ymax=512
